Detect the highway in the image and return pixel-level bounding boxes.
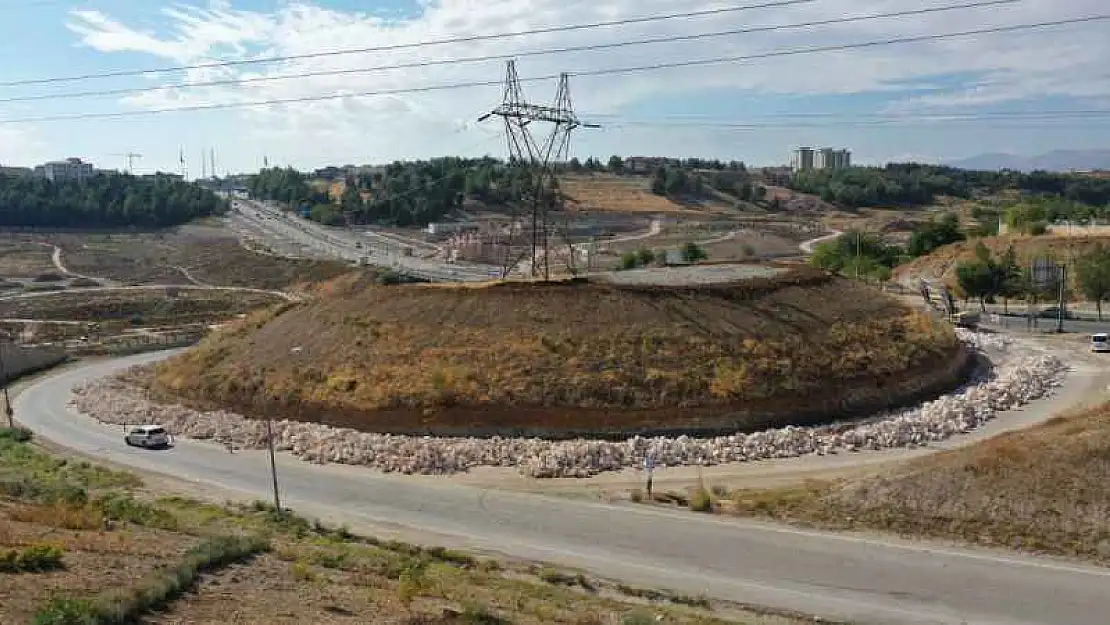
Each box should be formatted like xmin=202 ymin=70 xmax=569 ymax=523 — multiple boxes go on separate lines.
xmin=14 ymin=351 xmax=1110 ymax=625
xmin=230 ymin=199 xmax=500 ymax=282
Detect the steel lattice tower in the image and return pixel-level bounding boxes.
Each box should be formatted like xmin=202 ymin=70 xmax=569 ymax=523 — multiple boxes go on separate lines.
xmin=479 ymin=60 xmax=598 ymax=279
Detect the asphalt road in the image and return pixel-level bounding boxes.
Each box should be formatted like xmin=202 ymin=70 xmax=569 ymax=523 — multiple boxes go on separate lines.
xmin=14 ymin=351 xmax=1110 ymax=625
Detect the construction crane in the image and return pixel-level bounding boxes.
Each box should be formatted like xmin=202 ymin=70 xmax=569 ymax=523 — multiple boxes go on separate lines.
xmin=110 ymin=152 xmax=143 ymax=174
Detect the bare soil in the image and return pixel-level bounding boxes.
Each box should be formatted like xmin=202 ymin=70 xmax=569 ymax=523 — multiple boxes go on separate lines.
xmin=33 ymin=225 xmax=349 ymax=290
xmin=150 ymin=267 xmax=963 ymax=437
xmin=0 ymin=289 xmax=282 ymax=324
xmin=0 ymin=240 xmax=55 ymax=278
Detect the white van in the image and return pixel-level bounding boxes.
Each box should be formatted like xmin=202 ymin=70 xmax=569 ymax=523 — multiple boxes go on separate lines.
xmin=124 ymin=425 xmax=170 ymax=448
xmin=1091 ymin=333 xmax=1110 ymax=353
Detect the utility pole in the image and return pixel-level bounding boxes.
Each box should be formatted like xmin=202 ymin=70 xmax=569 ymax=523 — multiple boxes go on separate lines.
xmin=1057 ymin=264 xmax=1067 ymax=334
xmin=265 ymin=415 xmax=281 ymax=512
xmin=855 ymin=231 xmax=861 ymax=280
xmin=478 ymin=61 xmax=599 ymax=279
xmin=0 ymin=335 xmax=12 ymax=428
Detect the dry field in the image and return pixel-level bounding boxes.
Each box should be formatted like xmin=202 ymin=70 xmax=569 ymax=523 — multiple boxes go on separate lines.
xmin=560 ymin=174 xmax=726 ymax=214
xmin=0 ymin=289 xmax=282 ymax=324
xmin=35 ymin=225 xmax=349 ymax=290
xmin=149 ymin=268 xmax=962 ymax=437
xmin=0 ymin=429 xmax=818 ymax=625
xmin=0 ymin=240 xmax=56 ymax=278
xmin=692 ymin=398 xmax=1110 ymax=563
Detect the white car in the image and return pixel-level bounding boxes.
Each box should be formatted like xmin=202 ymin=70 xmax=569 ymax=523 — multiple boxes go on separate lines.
xmin=124 ymin=425 xmax=170 ymax=448
xmin=1091 ymin=333 xmax=1110 ymax=353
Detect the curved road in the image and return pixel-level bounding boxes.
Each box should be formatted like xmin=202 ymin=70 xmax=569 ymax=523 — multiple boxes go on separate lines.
xmin=12 ymin=351 xmax=1110 ymax=625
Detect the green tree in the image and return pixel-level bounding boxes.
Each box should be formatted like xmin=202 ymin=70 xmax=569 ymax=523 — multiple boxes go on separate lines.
xmin=635 ymin=247 xmax=655 ymax=266
xmin=608 ymin=155 xmax=624 ymax=173
xmin=681 ymin=242 xmax=708 ymax=262
xmin=955 ymin=259 xmax=997 ymax=311
xmin=907 ymin=213 xmax=964 ymax=257
xmin=1076 ymin=243 xmax=1110 ymax=320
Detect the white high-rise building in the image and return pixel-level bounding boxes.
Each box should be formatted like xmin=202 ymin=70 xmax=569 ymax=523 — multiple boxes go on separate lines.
xmin=790 ymin=147 xmax=815 ymax=171
xmin=34 ymin=157 xmax=95 ymax=183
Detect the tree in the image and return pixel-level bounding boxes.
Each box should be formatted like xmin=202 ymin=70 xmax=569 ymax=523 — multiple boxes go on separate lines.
xmin=907 ymin=213 xmax=964 ymax=257
xmin=608 ymin=155 xmax=624 ymax=173
xmin=1076 ymin=243 xmax=1110 ymax=320
xmin=752 ymin=185 xmax=767 ymax=203
xmin=568 ymin=157 xmax=582 ymax=172
xmin=681 ymin=242 xmax=708 ymax=262
xmin=635 ymin=247 xmax=656 ymax=266
xmin=955 ymin=259 xmax=997 ymax=311
xmin=0 ymin=172 xmax=226 ymax=228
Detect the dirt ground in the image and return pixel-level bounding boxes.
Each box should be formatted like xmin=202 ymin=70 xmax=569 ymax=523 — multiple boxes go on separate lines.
xmin=21 ymin=225 xmax=349 ymax=290
xmin=0 ymin=241 xmax=56 ymax=278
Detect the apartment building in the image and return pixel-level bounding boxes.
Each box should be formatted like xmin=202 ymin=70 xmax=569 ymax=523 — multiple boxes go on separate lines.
xmin=33 ymin=157 xmax=95 ymax=182
xmin=791 ymin=147 xmax=851 ymax=171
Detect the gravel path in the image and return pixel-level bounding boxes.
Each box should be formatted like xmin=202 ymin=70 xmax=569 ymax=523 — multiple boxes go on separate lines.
xmin=68 ymin=331 xmax=1064 ymax=478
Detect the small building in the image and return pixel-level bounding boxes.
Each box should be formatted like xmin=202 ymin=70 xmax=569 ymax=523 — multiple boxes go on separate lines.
xmin=0 ymin=165 xmax=33 ymax=178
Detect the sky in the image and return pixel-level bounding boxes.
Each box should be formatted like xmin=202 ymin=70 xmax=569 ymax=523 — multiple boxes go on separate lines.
xmin=0 ymin=0 xmax=1107 ymax=175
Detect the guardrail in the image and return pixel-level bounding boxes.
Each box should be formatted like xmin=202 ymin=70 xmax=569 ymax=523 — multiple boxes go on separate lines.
xmin=66 ymin=331 xmax=206 ymax=357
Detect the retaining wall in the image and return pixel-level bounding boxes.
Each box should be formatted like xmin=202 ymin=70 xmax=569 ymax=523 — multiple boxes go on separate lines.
xmin=0 ymin=342 xmax=67 ymax=383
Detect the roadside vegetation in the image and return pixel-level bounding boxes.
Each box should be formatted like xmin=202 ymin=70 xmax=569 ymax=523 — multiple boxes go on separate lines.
xmin=0 ymin=427 xmax=818 ymax=624
xmin=640 ymin=399 xmax=1110 ymax=564
xmin=0 ymin=172 xmax=227 ymax=228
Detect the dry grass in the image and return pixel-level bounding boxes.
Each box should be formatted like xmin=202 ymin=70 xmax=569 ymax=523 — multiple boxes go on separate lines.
xmin=560 ymin=174 xmax=714 ymax=214
xmin=149 ymin=268 xmax=962 ymax=436
xmin=142 ymin=539 xmax=798 ymax=625
xmin=0 ymin=240 xmax=56 ymax=277
xmin=894 ymin=233 xmax=1110 ymax=289
xmin=721 ymin=401 xmax=1110 ymax=562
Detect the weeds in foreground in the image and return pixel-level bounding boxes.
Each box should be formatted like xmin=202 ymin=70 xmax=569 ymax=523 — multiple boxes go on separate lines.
xmin=32 ymin=534 xmax=269 ymax=625
xmin=0 ymin=543 xmax=64 ymax=573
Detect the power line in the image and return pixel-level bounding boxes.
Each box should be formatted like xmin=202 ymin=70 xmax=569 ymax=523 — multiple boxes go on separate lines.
xmin=1 ymin=14 xmax=1106 ymax=125
xmin=0 ymin=0 xmax=817 ymax=88
xmin=0 ymin=0 xmax=1021 ymax=106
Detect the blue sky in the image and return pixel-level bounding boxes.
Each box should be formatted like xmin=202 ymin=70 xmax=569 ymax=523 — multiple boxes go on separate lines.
xmin=0 ymin=0 xmax=1108 ymax=174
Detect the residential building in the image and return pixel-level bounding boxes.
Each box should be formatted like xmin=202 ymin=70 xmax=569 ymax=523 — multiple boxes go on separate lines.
xmin=793 ymin=147 xmax=851 ymax=171
xmin=815 ymin=148 xmax=851 ymax=169
xmin=790 ymin=147 xmax=815 ymax=172
xmin=33 ymin=157 xmax=94 ymax=183
xmin=0 ymin=165 xmax=33 ymax=178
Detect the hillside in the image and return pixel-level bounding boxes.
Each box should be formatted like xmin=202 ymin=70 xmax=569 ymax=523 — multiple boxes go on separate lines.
xmin=893 ymin=233 xmax=1110 ymax=288
xmin=729 ymin=397 xmax=1110 ymax=563
xmin=150 ymin=267 xmax=965 ymax=437
xmin=948 ymin=149 xmax=1110 ymax=172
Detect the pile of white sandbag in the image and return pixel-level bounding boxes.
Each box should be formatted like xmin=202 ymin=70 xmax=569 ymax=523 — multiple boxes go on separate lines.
xmin=68 ymin=330 xmax=1065 ymax=478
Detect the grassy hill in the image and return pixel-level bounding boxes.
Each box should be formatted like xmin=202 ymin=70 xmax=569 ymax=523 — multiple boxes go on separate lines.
xmin=150 ymin=267 xmax=964 ymax=437
xmin=893 ymin=233 xmax=1110 ymax=289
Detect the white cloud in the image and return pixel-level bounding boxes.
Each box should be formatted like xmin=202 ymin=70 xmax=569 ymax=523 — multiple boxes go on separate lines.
xmin=61 ymin=0 xmax=1110 ymax=166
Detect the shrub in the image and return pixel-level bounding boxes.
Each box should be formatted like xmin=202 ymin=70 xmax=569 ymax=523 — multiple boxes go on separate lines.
xmin=94 ymin=493 xmax=179 ymax=530
xmin=0 ymin=426 xmax=33 ymax=442
xmin=0 ymin=543 xmax=65 ymax=573
xmin=32 ymin=599 xmax=96 ymax=625
xmin=621 ymin=611 xmax=657 ymax=625
xmin=69 ymin=278 xmax=101 ymax=288
xmin=33 ymin=272 xmax=64 ymax=283
xmin=629 ymin=488 xmax=644 ymax=503
xmin=689 ymin=488 xmax=713 ymax=513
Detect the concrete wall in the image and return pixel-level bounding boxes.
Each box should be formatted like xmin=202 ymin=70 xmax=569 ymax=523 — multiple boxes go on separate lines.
xmin=0 ymin=342 xmax=67 ymax=383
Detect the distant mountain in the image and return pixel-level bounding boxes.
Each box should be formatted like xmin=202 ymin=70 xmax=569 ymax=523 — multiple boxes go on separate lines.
xmin=947 ymin=150 xmax=1110 ymax=172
